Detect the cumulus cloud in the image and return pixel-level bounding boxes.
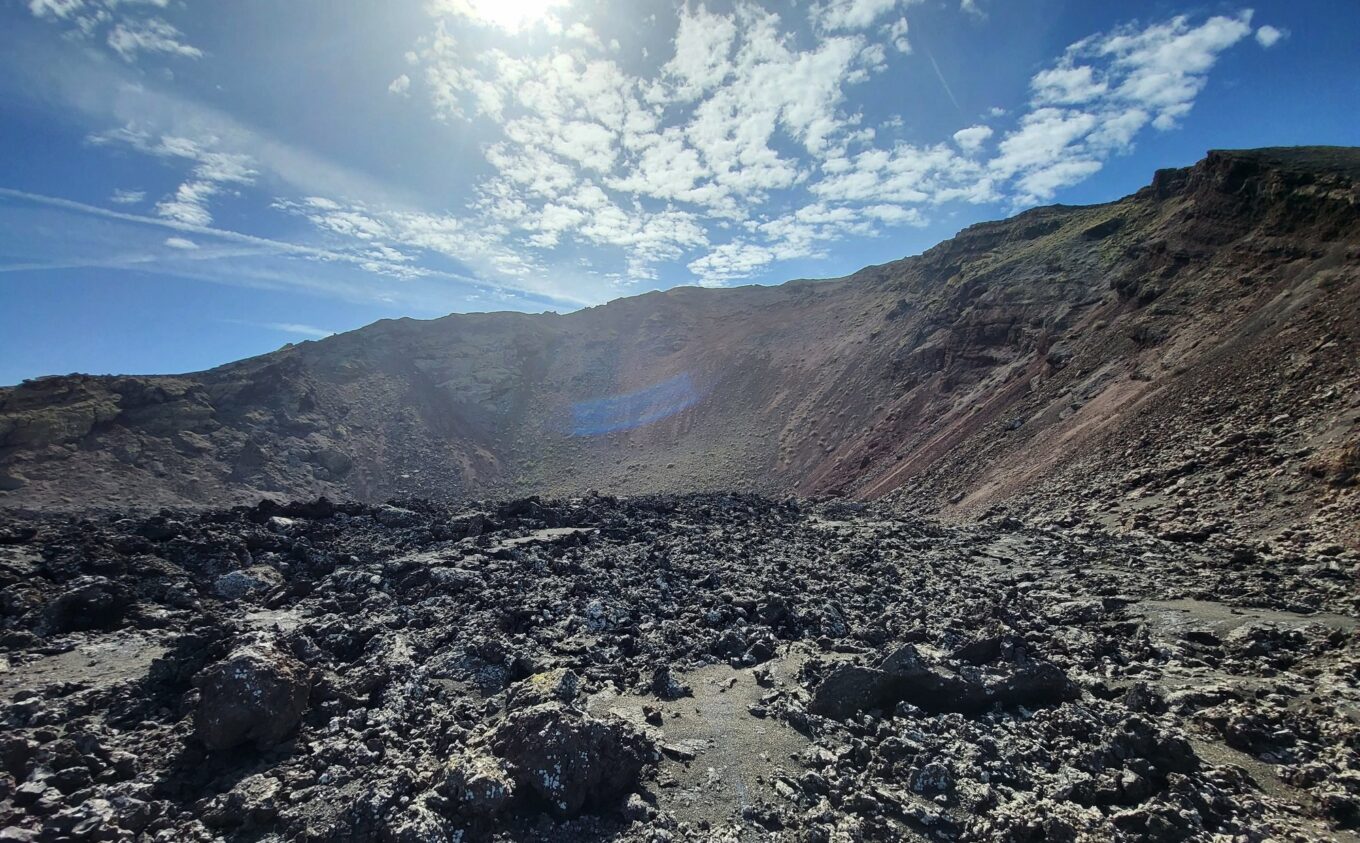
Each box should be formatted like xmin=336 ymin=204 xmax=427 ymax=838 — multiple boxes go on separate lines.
xmin=661 ymin=5 xmax=737 ymax=101
xmin=984 ymin=10 xmax=1255 ymax=202
xmin=884 ymin=17 xmax=911 ymax=53
xmin=333 ymin=6 xmax=1265 ymax=286
xmin=811 ymin=0 xmax=919 ymax=32
xmin=388 ymin=74 xmax=411 ymax=96
xmin=960 ymin=0 xmax=986 ymax=19
xmin=155 ymin=180 xmax=217 ymax=226
xmin=1255 ymin=25 xmax=1286 ymax=48
xmin=952 ymin=125 xmax=993 ymax=153
xmin=405 ymin=2 xmax=922 ymax=284
xmin=564 ymin=22 xmax=603 ymax=51
xmin=1030 ymin=65 xmax=1107 ymax=105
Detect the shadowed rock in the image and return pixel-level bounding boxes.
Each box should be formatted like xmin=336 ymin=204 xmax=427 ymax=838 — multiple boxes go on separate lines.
xmin=194 ymin=638 xmax=311 ymax=750
xmin=45 ymin=576 xmax=129 ymax=633
xmin=811 ymin=644 xmax=1080 ymax=719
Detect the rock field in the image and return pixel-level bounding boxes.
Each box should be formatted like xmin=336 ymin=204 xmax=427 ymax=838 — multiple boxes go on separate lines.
xmin=1 ymin=493 xmax=1356 ymax=841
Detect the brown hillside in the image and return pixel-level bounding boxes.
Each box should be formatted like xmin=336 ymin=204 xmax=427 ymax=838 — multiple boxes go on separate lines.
xmin=2 ymin=147 xmax=1357 ymax=546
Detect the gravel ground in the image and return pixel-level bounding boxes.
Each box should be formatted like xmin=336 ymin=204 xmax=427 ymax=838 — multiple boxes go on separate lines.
xmin=0 ymin=494 xmax=1356 ymax=841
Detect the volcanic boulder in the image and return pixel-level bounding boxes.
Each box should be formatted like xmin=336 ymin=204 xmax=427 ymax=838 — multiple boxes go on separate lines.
xmin=505 ymin=668 xmax=583 ymax=709
xmin=438 ymin=751 xmax=516 ymax=818
xmin=808 ymin=664 xmax=896 ymax=720
xmin=213 ymin=565 xmax=285 ymax=600
xmin=489 ymin=702 xmax=653 ymax=816
xmin=810 ymin=643 xmax=1079 ymax=719
xmin=194 ymin=637 xmax=311 ymax=750
xmin=45 ymin=576 xmax=129 ymax=633
xmin=649 ymin=664 xmax=693 ymax=700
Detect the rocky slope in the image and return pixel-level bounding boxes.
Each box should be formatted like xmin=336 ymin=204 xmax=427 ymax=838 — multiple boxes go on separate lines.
xmin=1 ymin=147 xmax=1358 ymax=550
xmin=0 ymin=495 xmax=1356 ymax=841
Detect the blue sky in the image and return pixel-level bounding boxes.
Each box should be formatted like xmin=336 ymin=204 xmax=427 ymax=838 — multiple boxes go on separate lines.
xmin=1 ymin=0 xmax=1356 ymax=385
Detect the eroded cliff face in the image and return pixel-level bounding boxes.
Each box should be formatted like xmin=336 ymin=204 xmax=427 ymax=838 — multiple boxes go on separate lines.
xmin=2 ymin=148 xmax=1357 ymax=545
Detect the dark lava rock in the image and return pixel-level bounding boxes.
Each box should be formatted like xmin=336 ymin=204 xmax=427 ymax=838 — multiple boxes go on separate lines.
xmin=0 ymin=525 xmax=37 ymax=545
xmin=649 ymin=664 xmax=693 ymax=700
xmin=809 ymin=664 xmax=895 ymax=719
xmin=438 ymin=751 xmax=516 ymax=817
xmin=811 ymin=644 xmax=1079 ymax=719
xmin=0 ymin=491 xmax=1352 ymax=840
xmin=881 ymin=643 xmax=1079 ymax=714
xmin=45 ymin=576 xmax=129 ymax=633
xmin=194 ymin=638 xmax=311 ymax=750
xmin=374 ymin=505 xmax=421 ymax=527
xmin=489 ymin=702 xmax=653 ymax=816
xmin=213 ymin=565 xmax=285 ymax=600
xmin=506 ymin=667 xmax=582 ymax=709
xmin=953 ymin=630 xmax=1025 ymax=665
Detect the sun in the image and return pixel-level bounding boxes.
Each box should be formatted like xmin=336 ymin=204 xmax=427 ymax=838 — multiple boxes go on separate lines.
xmin=449 ymin=0 xmax=571 ymax=33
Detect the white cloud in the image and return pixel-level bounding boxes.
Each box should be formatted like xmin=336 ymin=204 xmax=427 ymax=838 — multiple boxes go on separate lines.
xmin=1030 ymin=65 xmax=1107 ymax=105
xmin=18 ymin=0 xmax=1269 ymax=300
xmin=687 ymin=241 xmax=775 ymax=286
xmin=960 ymin=0 xmax=986 ymax=19
xmin=979 ymin=10 xmax=1254 ymax=203
xmin=106 ymin=17 xmax=201 ymax=61
xmin=1015 ymin=158 xmax=1103 ymax=201
xmin=0 ymin=186 xmax=564 ymax=313
xmin=163 ymin=236 xmax=198 ymax=249
xmin=1255 ymin=25 xmax=1286 ymax=48
xmin=407 ymin=2 xmax=908 ymax=282
xmin=109 ymin=188 xmax=145 ymax=205
xmin=564 ymin=22 xmax=603 ymax=51
xmin=991 ymin=108 xmax=1098 ymax=178
xmin=431 ymin=0 xmax=571 ymax=34
xmin=661 ymin=4 xmax=736 ymax=101
xmin=884 ymin=17 xmax=911 ymax=53
xmin=92 ymin=127 xmax=258 ymax=227
xmin=27 ymin=0 xmax=202 ymax=62
xmin=811 ymin=0 xmax=918 ymax=32
xmin=155 ymin=180 xmax=218 ymax=226
xmin=1096 ymin=11 xmax=1254 ymax=130
xmin=862 ymin=204 xmax=923 ymax=224
xmin=1087 ymin=107 xmax=1148 ymax=149
xmin=952 ymin=124 xmax=993 ymax=152
xmin=75 ymin=4 xmax=1239 ymax=292
xmin=250 ymin=322 xmax=334 ymax=338
xmin=605 ymin=129 xmax=710 ymax=203
xmin=28 ymin=0 xmax=88 ymax=20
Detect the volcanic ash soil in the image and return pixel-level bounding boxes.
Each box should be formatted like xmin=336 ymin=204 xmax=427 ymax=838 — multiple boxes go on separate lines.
xmin=0 ymin=494 xmax=1357 ymax=841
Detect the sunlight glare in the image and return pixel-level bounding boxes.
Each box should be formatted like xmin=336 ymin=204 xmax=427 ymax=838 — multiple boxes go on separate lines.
xmin=450 ymin=0 xmax=570 ymax=33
